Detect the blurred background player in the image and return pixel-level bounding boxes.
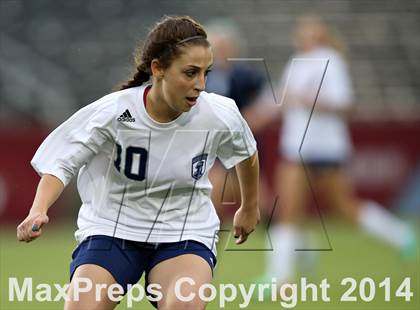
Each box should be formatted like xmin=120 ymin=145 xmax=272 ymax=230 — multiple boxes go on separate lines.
xmin=254 ymin=15 xmax=417 ymax=284
xmin=205 ymin=19 xmax=269 ymax=217
xmin=205 ymin=18 xmax=264 ymax=118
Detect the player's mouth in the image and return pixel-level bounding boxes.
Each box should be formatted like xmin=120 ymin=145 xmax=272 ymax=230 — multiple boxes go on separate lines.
xmin=185 ymin=96 xmax=198 ymax=107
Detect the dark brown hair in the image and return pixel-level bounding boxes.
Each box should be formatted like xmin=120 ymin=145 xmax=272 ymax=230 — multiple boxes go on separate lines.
xmin=116 ymin=16 xmax=209 ymax=91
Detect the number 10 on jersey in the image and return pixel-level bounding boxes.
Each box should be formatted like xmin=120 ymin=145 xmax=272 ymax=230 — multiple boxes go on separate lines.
xmin=114 ymin=143 xmax=148 ymax=181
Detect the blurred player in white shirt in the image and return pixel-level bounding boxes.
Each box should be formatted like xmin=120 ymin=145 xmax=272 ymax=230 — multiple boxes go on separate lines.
xmin=257 ymin=15 xmax=415 ymax=285
xmin=17 ymin=16 xmax=260 ymax=310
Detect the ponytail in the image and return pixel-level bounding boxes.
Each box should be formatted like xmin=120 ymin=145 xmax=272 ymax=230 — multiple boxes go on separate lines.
xmin=115 ymin=63 xmax=150 ymax=91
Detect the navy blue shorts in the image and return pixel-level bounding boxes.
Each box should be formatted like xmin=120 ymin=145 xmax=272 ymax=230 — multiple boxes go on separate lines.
xmin=70 ymin=235 xmax=216 ymax=306
xmin=293 ymin=159 xmax=345 ymax=173
xmin=305 ymin=159 xmax=345 ymax=170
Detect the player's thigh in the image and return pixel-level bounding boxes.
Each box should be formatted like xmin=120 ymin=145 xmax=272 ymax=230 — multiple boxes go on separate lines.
xmin=148 ymin=254 xmax=213 ymax=310
xmin=64 ymin=264 xmax=119 ymax=310
xmin=316 ymin=168 xmax=359 ymax=222
xmin=274 ymin=161 xmax=308 ymax=222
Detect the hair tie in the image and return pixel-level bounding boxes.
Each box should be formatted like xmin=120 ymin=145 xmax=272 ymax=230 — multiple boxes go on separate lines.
xmin=177 ymin=35 xmax=207 ymax=45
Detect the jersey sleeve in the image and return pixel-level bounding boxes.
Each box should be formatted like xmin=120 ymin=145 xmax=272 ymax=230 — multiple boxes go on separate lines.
xmin=31 ymin=100 xmax=115 ymax=186
xmin=213 ymin=95 xmax=257 ymax=169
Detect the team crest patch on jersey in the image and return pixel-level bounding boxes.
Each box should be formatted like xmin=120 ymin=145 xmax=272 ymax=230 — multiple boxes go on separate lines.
xmin=191 ymin=154 xmax=208 ymax=180
xmin=117 ymin=109 xmax=135 ymax=122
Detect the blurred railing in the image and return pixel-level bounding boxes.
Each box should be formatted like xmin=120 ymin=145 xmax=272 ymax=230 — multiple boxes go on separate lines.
xmin=1 ymin=0 xmax=419 ymax=125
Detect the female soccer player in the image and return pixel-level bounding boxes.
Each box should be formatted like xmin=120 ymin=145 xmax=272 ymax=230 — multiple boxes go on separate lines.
xmin=16 ymin=16 xmax=260 ymax=310
xmin=256 ymin=15 xmax=415 ymax=284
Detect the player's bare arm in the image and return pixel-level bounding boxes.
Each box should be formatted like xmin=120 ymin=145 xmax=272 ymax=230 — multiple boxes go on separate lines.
xmin=290 ymin=92 xmax=351 ymax=117
xmin=17 ymin=174 xmax=64 ymax=242
xmin=233 ymin=151 xmax=260 ymax=244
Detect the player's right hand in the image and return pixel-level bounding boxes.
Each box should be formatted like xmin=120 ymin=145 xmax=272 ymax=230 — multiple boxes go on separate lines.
xmin=17 ymin=212 xmax=49 ymax=242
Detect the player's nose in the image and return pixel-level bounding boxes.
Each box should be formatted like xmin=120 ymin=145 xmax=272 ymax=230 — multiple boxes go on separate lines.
xmin=194 ymin=73 xmax=206 ymax=92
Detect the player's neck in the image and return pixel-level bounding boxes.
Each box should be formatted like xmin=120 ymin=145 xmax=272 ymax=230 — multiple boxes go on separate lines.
xmin=145 ymin=86 xmax=182 ymax=123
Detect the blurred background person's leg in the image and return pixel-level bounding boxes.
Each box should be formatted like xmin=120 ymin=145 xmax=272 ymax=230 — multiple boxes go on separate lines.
xmin=265 ymin=161 xmax=308 ymax=284
xmin=317 ymin=167 xmax=415 ymax=255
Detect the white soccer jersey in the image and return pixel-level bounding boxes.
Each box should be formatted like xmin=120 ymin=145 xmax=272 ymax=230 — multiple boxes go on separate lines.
xmin=31 ymin=85 xmax=257 ymax=255
xmin=279 ymin=47 xmax=354 ymax=162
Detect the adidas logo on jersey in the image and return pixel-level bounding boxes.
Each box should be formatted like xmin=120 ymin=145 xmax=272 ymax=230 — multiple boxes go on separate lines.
xmin=117 ymin=109 xmax=135 ymax=122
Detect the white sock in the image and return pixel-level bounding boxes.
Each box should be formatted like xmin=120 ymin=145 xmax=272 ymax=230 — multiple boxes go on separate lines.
xmin=267 ymin=224 xmax=302 ymax=283
xmin=358 ymin=200 xmax=411 ymax=249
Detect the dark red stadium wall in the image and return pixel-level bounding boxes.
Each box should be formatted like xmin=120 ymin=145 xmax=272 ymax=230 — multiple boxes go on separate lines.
xmin=1 ymin=121 xmax=419 ymax=222
xmin=347 ymin=121 xmax=419 ymax=206
xmin=0 ymin=125 xmax=61 ymax=224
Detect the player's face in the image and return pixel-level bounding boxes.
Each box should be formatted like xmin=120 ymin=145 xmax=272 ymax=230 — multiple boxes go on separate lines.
xmin=161 ymin=45 xmax=213 ymax=112
xmin=294 ymin=19 xmax=325 ymax=51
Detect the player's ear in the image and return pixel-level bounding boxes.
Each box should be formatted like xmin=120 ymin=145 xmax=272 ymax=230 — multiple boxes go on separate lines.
xmin=151 ymin=59 xmax=165 ymax=79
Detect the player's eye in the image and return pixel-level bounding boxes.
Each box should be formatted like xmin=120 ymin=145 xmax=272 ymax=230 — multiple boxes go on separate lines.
xmin=204 ymin=69 xmax=212 ymax=77
xmin=184 ymin=70 xmax=197 ymax=78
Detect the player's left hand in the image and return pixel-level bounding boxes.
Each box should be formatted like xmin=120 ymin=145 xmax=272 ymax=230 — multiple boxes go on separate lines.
xmin=233 ymin=205 xmax=260 ymax=245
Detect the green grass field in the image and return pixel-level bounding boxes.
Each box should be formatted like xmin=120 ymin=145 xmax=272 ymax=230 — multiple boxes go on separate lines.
xmin=1 ymin=219 xmax=418 ymax=309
